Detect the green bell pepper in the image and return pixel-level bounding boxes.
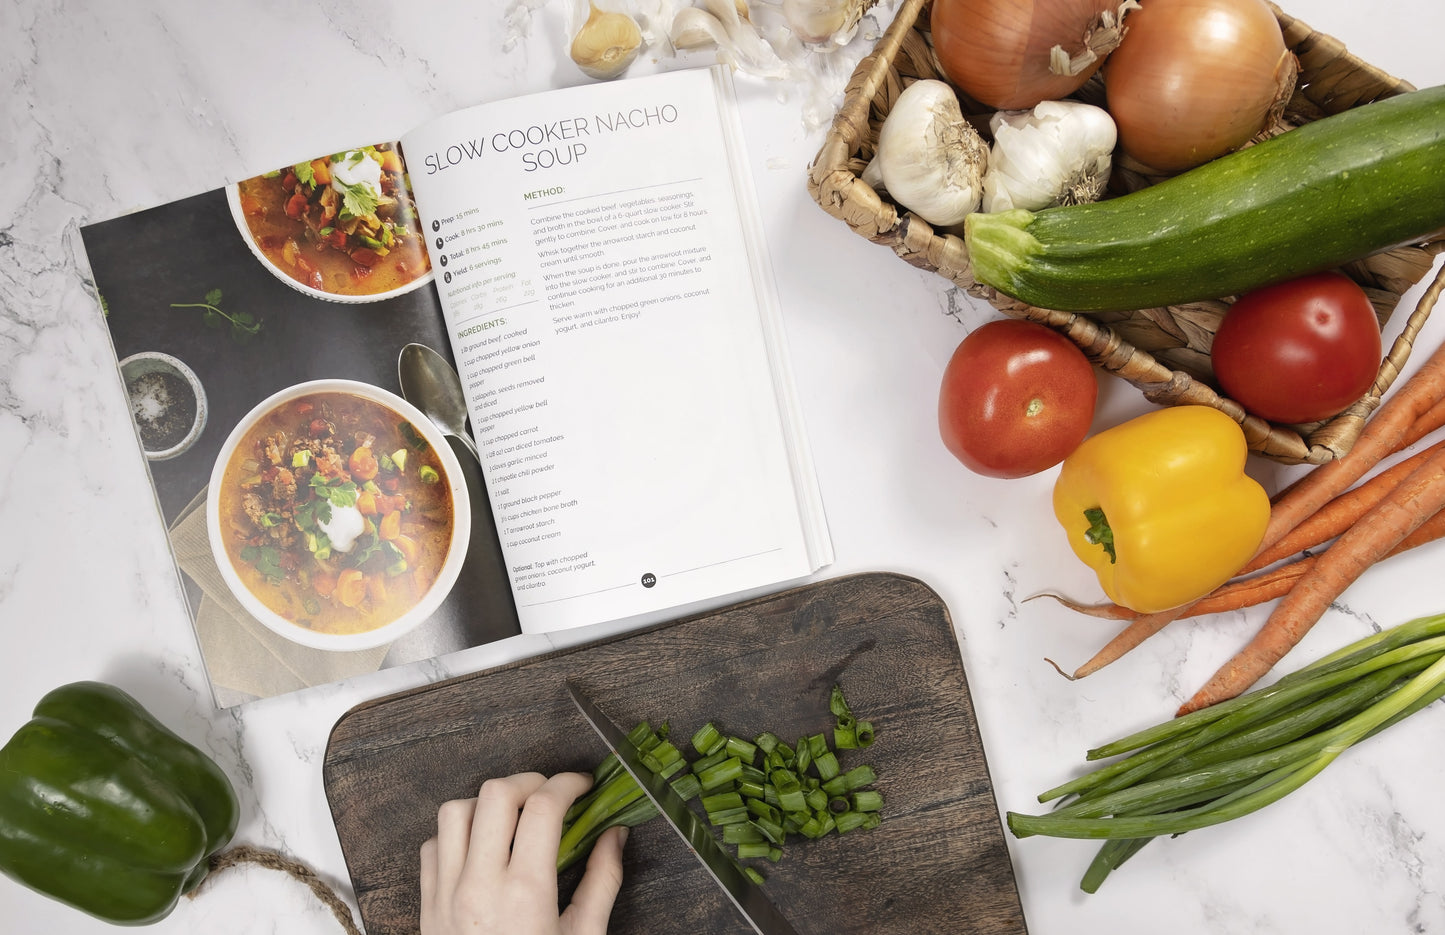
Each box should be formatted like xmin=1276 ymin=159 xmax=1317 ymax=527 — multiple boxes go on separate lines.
xmin=0 ymin=681 xmax=239 ymax=925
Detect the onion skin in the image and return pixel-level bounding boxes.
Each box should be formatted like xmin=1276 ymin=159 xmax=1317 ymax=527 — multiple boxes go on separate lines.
xmin=1104 ymin=0 xmax=1295 ymax=173
xmin=930 ymin=0 xmax=1122 ymax=110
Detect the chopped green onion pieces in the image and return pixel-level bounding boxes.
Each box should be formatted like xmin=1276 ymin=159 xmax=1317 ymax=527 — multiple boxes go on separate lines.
xmin=708 ymin=806 xmax=750 ymax=826
xmin=691 ymin=749 xmax=729 ymax=775
xmin=723 ymin=823 xmax=766 ymax=845
xmin=699 ymin=755 xmax=744 ymax=791
xmin=692 ymin=722 xmax=724 ymax=756
xmin=702 ymin=792 xmax=744 ymax=813
xmin=812 ymin=751 xmax=840 ymax=781
xmin=747 ymin=798 xmax=779 ymax=822
xmin=726 ymin=736 xmax=759 ymax=763
xmin=822 ymin=765 xmax=876 ymax=796
xmin=855 ymin=720 xmax=875 ymax=748
xmin=670 ymin=772 xmax=702 ymax=801
xmin=740 ymin=764 xmax=768 ymax=785
xmin=557 ymin=684 xmax=882 ymax=879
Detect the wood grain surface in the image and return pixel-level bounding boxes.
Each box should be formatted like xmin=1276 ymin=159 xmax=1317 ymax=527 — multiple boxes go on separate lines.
xmin=323 ymin=572 xmax=1029 ymax=935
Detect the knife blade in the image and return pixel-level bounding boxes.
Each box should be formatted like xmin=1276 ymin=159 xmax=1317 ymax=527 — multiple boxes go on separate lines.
xmin=564 ymin=681 xmax=803 ymax=935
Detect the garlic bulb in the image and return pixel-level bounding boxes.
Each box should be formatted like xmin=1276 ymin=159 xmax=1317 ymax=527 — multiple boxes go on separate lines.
xmin=982 ymin=100 xmax=1117 ymax=213
xmin=782 ymin=0 xmax=877 ymax=47
xmin=570 ymin=2 xmax=643 ymax=80
xmin=873 ymin=79 xmax=988 ymax=228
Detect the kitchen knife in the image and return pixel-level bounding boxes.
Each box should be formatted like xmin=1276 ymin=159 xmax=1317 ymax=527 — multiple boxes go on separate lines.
xmin=564 ymin=681 xmax=803 ymax=935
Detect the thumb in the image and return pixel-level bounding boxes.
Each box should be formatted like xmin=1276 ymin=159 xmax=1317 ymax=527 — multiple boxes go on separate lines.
xmin=561 ymin=825 xmax=628 ymax=935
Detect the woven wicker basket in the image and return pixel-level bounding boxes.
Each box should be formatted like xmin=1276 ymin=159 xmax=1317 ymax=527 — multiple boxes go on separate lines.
xmin=807 ymin=0 xmax=1445 ymax=464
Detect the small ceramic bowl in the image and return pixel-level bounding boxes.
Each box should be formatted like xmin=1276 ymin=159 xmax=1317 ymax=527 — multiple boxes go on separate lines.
xmin=118 ymin=351 xmax=208 ymax=461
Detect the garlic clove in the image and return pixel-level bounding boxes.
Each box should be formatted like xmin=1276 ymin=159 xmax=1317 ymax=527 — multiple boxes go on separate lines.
xmin=861 ymin=156 xmax=887 ymax=195
xmin=671 ymin=6 xmax=726 ymax=49
xmin=782 ymin=0 xmax=877 ymax=47
xmin=570 ymin=2 xmax=643 ymax=80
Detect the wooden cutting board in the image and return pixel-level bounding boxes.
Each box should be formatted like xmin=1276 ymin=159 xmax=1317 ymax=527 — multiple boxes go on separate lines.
xmin=323 ymin=572 xmax=1029 ymax=935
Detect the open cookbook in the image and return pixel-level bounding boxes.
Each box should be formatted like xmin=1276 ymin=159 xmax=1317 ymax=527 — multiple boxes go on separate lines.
xmin=81 ymin=66 xmax=833 ymax=708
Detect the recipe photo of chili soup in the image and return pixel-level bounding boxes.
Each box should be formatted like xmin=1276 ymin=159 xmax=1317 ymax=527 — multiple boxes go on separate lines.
xmin=215 ymin=391 xmax=455 ymax=636
xmin=233 ymin=143 xmax=431 ymax=299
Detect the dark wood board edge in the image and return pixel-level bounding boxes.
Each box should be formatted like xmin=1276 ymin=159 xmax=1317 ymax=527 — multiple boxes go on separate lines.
xmin=323 ymin=572 xmax=939 ymax=743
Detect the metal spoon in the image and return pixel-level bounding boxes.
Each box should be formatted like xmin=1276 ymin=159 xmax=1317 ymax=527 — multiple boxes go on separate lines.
xmin=397 ymin=343 xmax=481 ymax=465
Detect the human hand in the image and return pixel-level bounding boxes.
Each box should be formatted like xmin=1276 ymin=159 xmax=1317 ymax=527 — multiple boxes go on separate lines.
xmin=419 ymin=771 xmax=628 ymax=935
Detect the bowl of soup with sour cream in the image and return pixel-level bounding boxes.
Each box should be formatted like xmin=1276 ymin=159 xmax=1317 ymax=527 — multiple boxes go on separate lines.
xmin=207 ymin=380 xmax=469 ymax=651
xmin=227 ymin=142 xmax=433 ymax=303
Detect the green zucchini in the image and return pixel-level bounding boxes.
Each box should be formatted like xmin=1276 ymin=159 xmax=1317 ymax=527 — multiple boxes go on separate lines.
xmin=964 ymin=84 xmax=1445 ymax=313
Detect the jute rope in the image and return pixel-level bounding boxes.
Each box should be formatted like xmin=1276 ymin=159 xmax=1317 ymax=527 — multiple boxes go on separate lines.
xmin=187 ymin=845 xmax=364 ymax=935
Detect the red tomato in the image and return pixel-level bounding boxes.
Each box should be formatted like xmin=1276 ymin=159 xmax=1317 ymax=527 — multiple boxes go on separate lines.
xmin=938 ymin=319 xmax=1098 ymax=479
xmin=1211 ymin=272 xmax=1382 ymax=425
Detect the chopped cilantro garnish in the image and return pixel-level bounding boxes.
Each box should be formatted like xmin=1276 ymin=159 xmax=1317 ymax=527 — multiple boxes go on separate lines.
xmin=347 ymin=533 xmax=384 ymax=568
xmin=337 ymin=179 xmax=380 ymax=220
xmin=239 ymin=545 xmax=284 ymax=582
xmin=295 ymin=475 xmax=358 ymax=531
xmin=293 ymin=160 xmax=316 ymax=187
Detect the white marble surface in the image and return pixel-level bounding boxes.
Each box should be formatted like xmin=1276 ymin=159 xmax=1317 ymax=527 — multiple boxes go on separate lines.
xmin=4 ymin=1 xmax=1445 ymax=932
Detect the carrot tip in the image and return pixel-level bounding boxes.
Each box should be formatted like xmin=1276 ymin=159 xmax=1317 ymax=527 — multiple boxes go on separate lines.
xmin=1025 ymin=591 xmax=1137 ymax=620
xmin=1043 ymin=657 xmax=1078 ymax=681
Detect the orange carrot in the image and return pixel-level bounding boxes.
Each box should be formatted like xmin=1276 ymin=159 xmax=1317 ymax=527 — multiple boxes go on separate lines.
xmin=1065 ymin=506 xmax=1445 ymax=678
xmin=1237 ymin=438 xmax=1445 ymax=574
xmin=1069 ymin=607 xmax=1198 ymax=678
xmin=1178 ymin=444 xmax=1445 ymax=714
xmin=336 ymin=568 xmax=367 ymax=608
xmin=1044 ymin=560 xmax=1311 ymax=623
xmin=1054 ymin=504 xmax=1445 ymax=626
xmin=1256 ymin=264 xmax=1445 ymax=555
xmin=1403 ymin=395 xmax=1445 ymax=448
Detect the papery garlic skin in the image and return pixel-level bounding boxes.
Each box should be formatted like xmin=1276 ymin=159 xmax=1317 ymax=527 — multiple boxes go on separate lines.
xmin=982 ymin=100 xmax=1117 ymax=213
xmin=782 ymin=0 xmax=876 ymax=46
xmin=874 ymin=79 xmax=988 ymax=228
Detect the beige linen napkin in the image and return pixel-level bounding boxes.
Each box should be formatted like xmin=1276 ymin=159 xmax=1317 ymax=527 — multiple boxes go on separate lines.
xmin=169 ymin=488 xmax=389 ymax=701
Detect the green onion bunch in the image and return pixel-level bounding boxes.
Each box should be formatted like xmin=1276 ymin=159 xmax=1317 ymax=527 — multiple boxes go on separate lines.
xmin=557 ymin=685 xmax=882 ymax=878
xmin=1007 ymin=612 xmax=1445 ymax=892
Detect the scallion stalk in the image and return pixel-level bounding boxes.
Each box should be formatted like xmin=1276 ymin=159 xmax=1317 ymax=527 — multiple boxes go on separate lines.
xmin=1006 ymin=613 xmax=1445 ymax=892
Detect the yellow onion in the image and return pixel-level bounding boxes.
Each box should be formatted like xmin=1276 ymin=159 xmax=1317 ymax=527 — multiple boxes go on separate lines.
xmin=1104 ymin=0 xmax=1296 ymax=172
xmin=930 ymin=0 xmax=1131 ymax=110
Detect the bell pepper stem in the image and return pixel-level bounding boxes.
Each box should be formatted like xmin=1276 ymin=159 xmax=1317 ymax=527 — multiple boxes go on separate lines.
xmin=1083 ymin=507 xmax=1117 ymax=563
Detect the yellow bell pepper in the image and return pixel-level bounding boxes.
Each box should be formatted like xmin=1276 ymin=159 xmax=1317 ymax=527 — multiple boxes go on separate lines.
xmin=1052 ymin=405 xmax=1270 ymax=613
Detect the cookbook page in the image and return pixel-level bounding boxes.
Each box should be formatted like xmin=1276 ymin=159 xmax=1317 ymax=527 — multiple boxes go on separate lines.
xmin=401 ymin=66 xmax=829 ymax=634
